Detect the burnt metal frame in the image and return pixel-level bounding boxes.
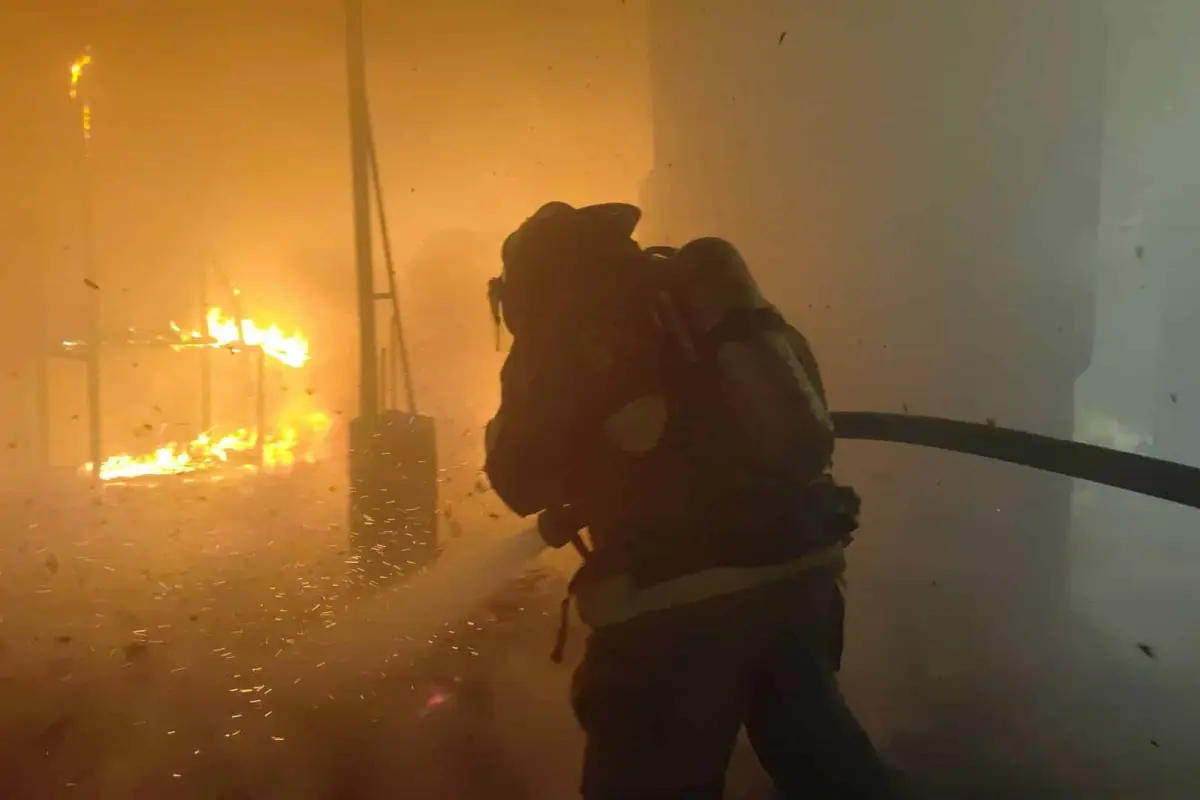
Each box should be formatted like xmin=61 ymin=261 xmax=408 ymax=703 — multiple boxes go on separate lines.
xmin=46 ymin=330 xmax=268 ymax=479
xmin=345 ymin=0 xmax=416 ymax=419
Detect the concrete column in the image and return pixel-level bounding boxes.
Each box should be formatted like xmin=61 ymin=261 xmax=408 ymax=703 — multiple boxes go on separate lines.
xmin=642 ymin=0 xmax=1107 ymax=780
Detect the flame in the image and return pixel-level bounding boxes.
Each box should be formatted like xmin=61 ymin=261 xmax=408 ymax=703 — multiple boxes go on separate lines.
xmin=69 ymin=50 xmax=92 ymax=143
xmin=74 ymin=306 xmax=323 ymax=481
xmin=171 ymin=307 xmax=310 ymax=368
xmin=205 ymin=307 xmax=310 ymax=368
xmin=85 ymin=412 xmax=332 ymax=482
xmin=69 ymin=52 xmax=91 ymax=100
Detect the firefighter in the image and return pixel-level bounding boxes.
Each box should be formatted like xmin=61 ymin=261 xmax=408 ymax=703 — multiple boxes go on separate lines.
xmin=484 ymin=202 xmax=896 ymax=799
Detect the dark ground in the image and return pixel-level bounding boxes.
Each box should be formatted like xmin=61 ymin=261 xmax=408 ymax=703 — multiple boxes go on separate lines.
xmin=0 ymin=466 xmax=584 ymax=799
xmin=0 ymin=466 xmax=1196 ymax=799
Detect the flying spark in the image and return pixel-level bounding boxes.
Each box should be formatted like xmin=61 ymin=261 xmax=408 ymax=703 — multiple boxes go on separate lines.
xmin=69 ymin=49 xmax=93 ymax=144
xmin=69 ymin=51 xmax=91 ymax=100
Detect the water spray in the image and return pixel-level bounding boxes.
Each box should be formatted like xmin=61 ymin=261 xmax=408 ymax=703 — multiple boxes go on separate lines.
xmin=254 ymin=410 xmax=1200 ymax=713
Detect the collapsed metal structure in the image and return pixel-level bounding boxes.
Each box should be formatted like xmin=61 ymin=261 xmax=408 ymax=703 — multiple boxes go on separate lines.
xmin=43 ymin=297 xmax=274 ymax=480
xmin=46 ymin=49 xmax=276 ymax=482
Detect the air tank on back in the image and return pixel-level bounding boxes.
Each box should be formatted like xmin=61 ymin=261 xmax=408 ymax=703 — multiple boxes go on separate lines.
xmin=664 ymin=237 xmax=832 ymax=475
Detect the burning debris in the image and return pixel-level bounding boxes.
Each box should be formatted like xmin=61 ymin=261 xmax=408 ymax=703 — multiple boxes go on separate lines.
xmin=173 ymin=307 xmax=311 ymax=369
xmin=63 ymin=307 xmax=310 ymax=369
xmin=66 ymin=307 xmax=332 ymax=482
xmin=84 ymin=413 xmax=333 ymax=482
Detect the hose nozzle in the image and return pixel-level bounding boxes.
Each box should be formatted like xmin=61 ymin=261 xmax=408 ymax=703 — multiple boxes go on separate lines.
xmin=537 ymin=505 xmax=589 ymax=558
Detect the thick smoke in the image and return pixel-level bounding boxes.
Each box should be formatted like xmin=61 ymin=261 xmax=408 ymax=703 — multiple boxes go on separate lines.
xmin=641 ymin=0 xmax=1198 ymax=796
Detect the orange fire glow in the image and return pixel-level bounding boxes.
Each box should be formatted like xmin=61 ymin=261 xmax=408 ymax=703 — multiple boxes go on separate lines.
xmin=78 ymin=307 xmax=326 ymax=482
xmin=84 ymin=412 xmax=332 ymax=482
xmin=69 ymin=50 xmax=93 ymax=144
xmin=170 ymin=307 xmax=310 ymax=368
xmin=69 ymin=52 xmax=91 ymax=100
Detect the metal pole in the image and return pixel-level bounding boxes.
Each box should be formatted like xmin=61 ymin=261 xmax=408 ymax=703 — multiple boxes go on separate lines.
xmin=379 ymin=346 xmax=389 ymax=410
xmin=72 ymin=49 xmax=103 ymax=478
xmin=35 ymin=265 xmax=52 ymax=470
xmin=199 ymin=267 xmax=212 ymax=431
xmin=255 ymin=346 xmax=266 ymax=469
xmin=367 ymin=129 xmax=416 ymax=414
xmin=388 ymin=345 xmax=397 ymax=410
xmin=345 ymin=0 xmax=378 ymax=420
xmin=84 ymin=262 xmax=102 ymax=479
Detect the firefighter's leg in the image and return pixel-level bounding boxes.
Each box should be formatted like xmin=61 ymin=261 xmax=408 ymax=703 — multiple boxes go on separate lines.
xmin=571 ymin=607 xmax=747 ymax=800
xmin=744 ymin=575 xmax=895 ymax=799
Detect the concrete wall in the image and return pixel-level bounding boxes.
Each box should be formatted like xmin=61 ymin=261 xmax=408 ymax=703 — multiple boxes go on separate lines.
xmin=1068 ymin=6 xmax=1200 ymax=789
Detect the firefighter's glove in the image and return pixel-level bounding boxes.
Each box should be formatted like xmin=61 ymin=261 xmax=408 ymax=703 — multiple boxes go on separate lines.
xmin=828 ymin=485 xmax=862 ymax=539
xmin=538 ymin=505 xmax=584 ymax=549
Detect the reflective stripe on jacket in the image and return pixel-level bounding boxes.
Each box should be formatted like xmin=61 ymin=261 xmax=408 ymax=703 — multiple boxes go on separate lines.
xmin=573 ymin=540 xmax=846 ymax=629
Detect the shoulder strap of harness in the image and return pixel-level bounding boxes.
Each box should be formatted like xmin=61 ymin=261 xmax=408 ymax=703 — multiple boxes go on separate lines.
xmin=695 ymin=306 xmax=790 ymax=361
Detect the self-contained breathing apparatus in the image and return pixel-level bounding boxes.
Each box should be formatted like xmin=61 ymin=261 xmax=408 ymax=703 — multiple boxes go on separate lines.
xmin=485 ymin=203 xmax=862 ymax=571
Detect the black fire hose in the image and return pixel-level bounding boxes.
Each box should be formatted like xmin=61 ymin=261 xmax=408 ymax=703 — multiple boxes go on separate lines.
xmin=831 ymin=411 xmax=1200 ymax=511
xmin=534 ymin=412 xmax=1200 ymax=553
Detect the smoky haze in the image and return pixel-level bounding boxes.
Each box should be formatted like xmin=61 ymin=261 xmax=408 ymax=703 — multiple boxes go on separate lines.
xmin=0 ymin=1 xmax=1197 ymax=798
xmin=0 ymin=0 xmax=651 ymax=471
xmin=1 ymin=1 xmax=647 ymax=797
xmin=641 ymin=0 xmax=1199 ymax=796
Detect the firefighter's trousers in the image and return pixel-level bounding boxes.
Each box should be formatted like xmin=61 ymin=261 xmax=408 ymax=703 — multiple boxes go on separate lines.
xmin=571 ymin=568 xmax=894 ymax=799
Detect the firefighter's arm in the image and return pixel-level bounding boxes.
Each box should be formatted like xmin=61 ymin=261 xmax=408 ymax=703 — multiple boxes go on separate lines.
xmin=483 ymin=340 xmax=578 ymax=517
